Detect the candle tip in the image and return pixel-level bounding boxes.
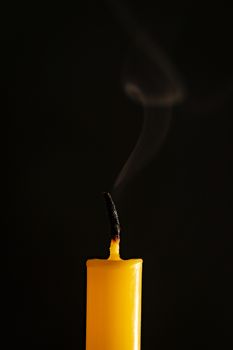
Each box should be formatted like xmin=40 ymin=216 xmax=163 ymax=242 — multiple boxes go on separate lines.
xmin=103 ymin=192 xmax=121 ymax=241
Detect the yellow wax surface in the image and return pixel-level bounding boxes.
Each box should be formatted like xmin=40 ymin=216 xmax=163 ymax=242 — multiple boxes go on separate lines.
xmin=86 ymin=239 xmax=143 ymax=350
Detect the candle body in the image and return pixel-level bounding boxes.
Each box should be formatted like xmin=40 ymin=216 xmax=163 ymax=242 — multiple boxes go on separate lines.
xmin=86 ymin=256 xmax=143 ymax=350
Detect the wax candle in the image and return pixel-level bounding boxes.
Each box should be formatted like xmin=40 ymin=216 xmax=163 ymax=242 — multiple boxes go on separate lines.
xmin=86 ymin=193 xmax=143 ymax=350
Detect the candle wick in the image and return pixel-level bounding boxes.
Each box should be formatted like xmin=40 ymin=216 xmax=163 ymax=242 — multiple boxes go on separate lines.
xmin=103 ymin=192 xmax=121 ymax=241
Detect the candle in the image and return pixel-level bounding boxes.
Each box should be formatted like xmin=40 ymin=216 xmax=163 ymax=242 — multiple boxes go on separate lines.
xmin=86 ymin=193 xmax=143 ymax=350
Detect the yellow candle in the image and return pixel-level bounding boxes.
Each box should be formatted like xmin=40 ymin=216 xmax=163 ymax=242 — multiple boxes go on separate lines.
xmin=85 ymin=193 xmax=143 ymax=350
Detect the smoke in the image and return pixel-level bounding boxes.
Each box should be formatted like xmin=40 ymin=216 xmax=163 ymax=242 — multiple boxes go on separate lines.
xmin=107 ymin=1 xmax=185 ymax=198
xmin=113 ymin=43 xmax=184 ymax=198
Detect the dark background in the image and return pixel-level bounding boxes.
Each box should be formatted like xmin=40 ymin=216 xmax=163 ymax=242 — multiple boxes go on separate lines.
xmin=5 ymin=1 xmax=233 ymax=349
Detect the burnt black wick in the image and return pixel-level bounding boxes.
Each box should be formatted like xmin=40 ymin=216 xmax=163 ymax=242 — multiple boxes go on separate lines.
xmin=103 ymin=192 xmax=121 ymax=241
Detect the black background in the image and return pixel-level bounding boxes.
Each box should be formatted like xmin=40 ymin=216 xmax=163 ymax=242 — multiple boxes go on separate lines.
xmin=5 ymin=1 xmax=233 ymax=349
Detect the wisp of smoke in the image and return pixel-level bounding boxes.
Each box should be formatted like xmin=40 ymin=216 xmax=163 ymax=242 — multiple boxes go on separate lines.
xmin=107 ymin=1 xmax=185 ymax=198
xmin=113 ymin=42 xmax=185 ymax=200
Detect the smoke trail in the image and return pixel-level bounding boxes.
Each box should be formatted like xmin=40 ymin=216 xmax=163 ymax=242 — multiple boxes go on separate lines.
xmin=113 ymin=44 xmax=184 ymax=198
xmin=106 ymin=1 xmax=185 ymax=197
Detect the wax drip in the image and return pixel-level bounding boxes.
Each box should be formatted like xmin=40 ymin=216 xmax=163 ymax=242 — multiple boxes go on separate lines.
xmin=103 ymin=192 xmax=121 ymax=242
